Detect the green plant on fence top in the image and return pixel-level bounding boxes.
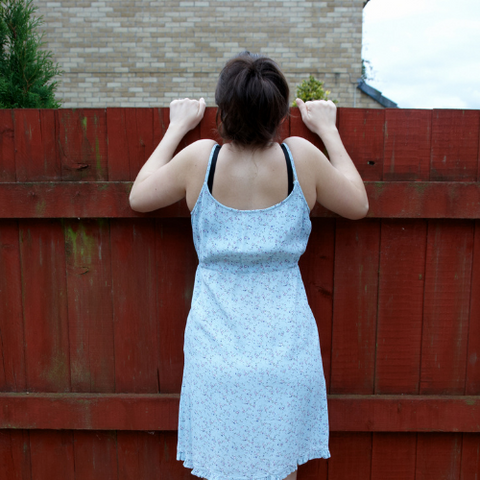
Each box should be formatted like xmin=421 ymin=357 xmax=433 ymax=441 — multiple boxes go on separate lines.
xmin=0 ymin=0 xmax=63 ymax=108
xmin=291 ymin=75 xmax=337 ymax=107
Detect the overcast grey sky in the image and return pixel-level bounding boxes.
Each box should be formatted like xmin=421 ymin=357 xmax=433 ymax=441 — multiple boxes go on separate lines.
xmin=362 ymin=0 xmax=480 ymax=109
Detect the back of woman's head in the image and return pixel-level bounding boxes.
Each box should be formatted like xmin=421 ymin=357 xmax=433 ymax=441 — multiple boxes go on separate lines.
xmin=215 ymin=52 xmax=289 ymax=148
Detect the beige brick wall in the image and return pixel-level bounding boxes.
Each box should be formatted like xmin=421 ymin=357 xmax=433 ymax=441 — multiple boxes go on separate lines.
xmin=36 ymin=0 xmax=382 ymax=108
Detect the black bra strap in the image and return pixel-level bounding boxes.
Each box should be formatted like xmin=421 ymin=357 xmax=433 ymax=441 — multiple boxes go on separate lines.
xmin=280 ymin=143 xmax=294 ymax=196
xmin=208 ymin=144 xmax=293 ymax=196
xmin=207 ymin=144 xmax=221 ymax=193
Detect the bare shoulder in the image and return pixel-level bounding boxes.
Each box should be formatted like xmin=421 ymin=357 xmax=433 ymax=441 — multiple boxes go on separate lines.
xmin=283 ymin=136 xmax=324 ymax=210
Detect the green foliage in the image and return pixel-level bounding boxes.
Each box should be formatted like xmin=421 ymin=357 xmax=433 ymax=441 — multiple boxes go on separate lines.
xmin=0 ymin=0 xmax=63 ymax=108
xmin=292 ymin=75 xmax=337 ymax=107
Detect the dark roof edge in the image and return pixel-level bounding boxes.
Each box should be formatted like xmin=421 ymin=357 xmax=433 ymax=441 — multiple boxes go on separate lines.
xmin=357 ymin=79 xmax=399 ymax=108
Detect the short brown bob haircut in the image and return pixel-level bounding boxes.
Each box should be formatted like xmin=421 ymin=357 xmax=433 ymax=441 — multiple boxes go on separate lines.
xmin=215 ymin=52 xmax=289 ymax=148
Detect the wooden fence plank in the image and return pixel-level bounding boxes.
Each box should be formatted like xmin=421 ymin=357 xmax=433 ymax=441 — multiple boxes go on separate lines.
xmin=383 ymin=109 xmax=431 ymax=181
xmin=29 ymin=430 xmax=75 ymax=480
xmin=466 ymin=220 xmax=480 ymax=395
xmin=299 ymin=218 xmax=335 ymax=392
xmin=431 ymin=110 xmax=480 ymax=181
xmin=0 ymin=110 xmax=15 ymax=182
xmin=420 ymin=221 xmax=474 ymax=395
xmin=0 ymin=430 xmax=31 ymax=480
xmin=72 ymin=430 xmax=118 ymax=480
xmin=375 ymin=220 xmax=426 ymax=394
xmin=56 ymin=109 xmax=108 ymax=181
xmin=1 ymin=181 xmax=480 ymax=219
xmin=328 ymin=433 xmax=372 ymax=480
xmin=199 ymin=106 xmax=222 ymax=143
xmin=330 ymin=220 xmax=380 ymax=394
xmin=14 ymin=110 xmax=59 ymax=181
xmin=337 ymin=108 xmax=385 ymax=181
xmin=460 ymin=433 xmax=480 ymax=479
xmin=1 ymin=393 xmax=480 ymax=432
xmin=110 ymin=219 xmax=159 ymax=393
xmin=370 ymin=433 xmax=416 ymax=480
xmin=156 ymin=219 xmax=197 ymax=393
xmin=415 ymin=433 xmax=462 ymax=480
xmin=0 ymin=221 xmax=26 ymax=391
xmin=19 ymin=220 xmax=71 ymax=392
xmin=64 ymin=219 xmax=115 ymax=393
xmin=106 ymin=108 xmax=131 ymax=181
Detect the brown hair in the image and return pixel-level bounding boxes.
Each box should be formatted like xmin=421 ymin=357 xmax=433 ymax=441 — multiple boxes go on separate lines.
xmin=215 ymin=52 xmax=289 ymax=148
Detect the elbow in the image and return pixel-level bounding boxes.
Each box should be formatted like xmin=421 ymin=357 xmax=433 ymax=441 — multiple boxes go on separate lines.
xmin=346 ymin=200 xmax=369 ymax=220
xmin=129 ymin=190 xmax=146 ymax=213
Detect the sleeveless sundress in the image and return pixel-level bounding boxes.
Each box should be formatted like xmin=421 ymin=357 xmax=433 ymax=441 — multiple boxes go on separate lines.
xmin=177 ymin=143 xmax=330 ymax=480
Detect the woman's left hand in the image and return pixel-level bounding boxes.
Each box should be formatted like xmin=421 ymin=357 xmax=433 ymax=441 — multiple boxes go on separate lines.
xmin=169 ymin=98 xmax=206 ymax=133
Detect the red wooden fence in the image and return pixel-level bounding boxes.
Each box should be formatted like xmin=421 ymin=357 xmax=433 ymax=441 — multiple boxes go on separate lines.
xmin=0 ymin=107 xmax=479 ymax=479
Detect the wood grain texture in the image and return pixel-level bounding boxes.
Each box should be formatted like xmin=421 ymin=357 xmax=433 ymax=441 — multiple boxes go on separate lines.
xmin=56 ymin=109 xmax=108 ymax=181
xmin=383 ymin=109 xmax=431 ymax=181
xmin=337 ymin=108 xmax=385 ymax=180
xmin=430 ymin=110 xmax=480 ymax=181
xmin=110 ymin=219 xmax=159 ymax=393
xmin=2 ymin=393 xmax=479 ymax=432
xmin=299 ymin=218 xmax=335 ymax=392
xmin=330 ymin=219 xmax=380 ymax=394
xmin=156 ymin=219 xmax=197 ymax=393
xmin=370 ymin=433 xmax=416 ymax=480
xmin=64 ymin=219 xmax=115 ymax=393
xmin=1 ymin=181 xmax=480 ymax=219
xmin=0 ymin=110 xmax=15 ymax=182
xmin=0 ymin=221 xmax=26 ymax=391
xmin=328 ymin=433 xmax=372 ymax=480
xmin=14 ymin=109 xmax=59 ymax=181
xmin=420 ymin=221 xmax=474 ymax=394
xmin=19 ymin=220 xmax=71 ymax=392
xmin=466 ymin=220 xmax=480 ymax=395
xmin=415 ymin=433 xmax=462 ymax=480
xmin=375 ymin=220 xmax=426 ymax=394
xmin=0 ymin=430 xmax=31 ymax=480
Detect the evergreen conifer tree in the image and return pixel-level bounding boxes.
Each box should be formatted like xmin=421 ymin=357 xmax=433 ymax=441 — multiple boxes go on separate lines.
xmin=0 ymin=0 xmax=63 ymax=108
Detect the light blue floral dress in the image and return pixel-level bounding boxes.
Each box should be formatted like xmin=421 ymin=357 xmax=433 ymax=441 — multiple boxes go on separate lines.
xmin=177 ymin=143 xmax=330 ymax=480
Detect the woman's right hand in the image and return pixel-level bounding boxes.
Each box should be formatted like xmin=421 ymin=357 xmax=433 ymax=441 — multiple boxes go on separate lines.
xmin=295 ymin=98 xmax=337 ymax=137
xmin=169 ymin=98 xmax=206 ymax=133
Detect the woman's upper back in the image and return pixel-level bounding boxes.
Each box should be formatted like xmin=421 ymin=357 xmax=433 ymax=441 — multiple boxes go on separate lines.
xmin=184 ymin=138 xmax=318 ymax=213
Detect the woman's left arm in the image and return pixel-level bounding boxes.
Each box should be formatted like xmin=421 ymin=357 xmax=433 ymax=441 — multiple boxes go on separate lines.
xmin=129 ymin=98 xmax=206 ymax=212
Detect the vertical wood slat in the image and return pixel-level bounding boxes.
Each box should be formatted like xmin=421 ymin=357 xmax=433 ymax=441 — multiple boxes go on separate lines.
xmin=106 ymin=108 xmax=157 ymax=181
xmin=110 ymin=219 xmax=159 ymax=393
xmin=29 ymin=430 xmax=75 ymax=480
xmin=430 ymin=110 xmax=480 ymax=181
xmin=56 ymin=109 xmax=108 ymax=181
xmin=0 ymin=221 xmax=26 ymax=391
xmin=156 ymin=219 xmax=198 ymax=393
xmin=337 ymin=108 xmax=385 ymax=181
xmin=328 ymin=433 xmax=372 ymax=480
xmin=0 ymin=110 xmax=15 ymax=182
xmin=14 ymin=109 xmax=59 ymax=181
xmin=19 ymin=220 xmax=71 ymax=393
xmin=299 ymin=218 xmax=335 ymax=393
xmin=375 ymin=220 xmax=426 ymax=394
xmin=0 ymin=430 xmax=32 ymax=480
xmin=330 ymin=220 xmax=380 ymax=394
xmin=420 ymin=221 xmax=474 ymax=395
xmin=415 ymin=433 xmax=462 ymax=480
xmin=383 ymin=109 xmax=431 ymax=181
xmin=64 ymin=219 xmax=115 ymax=393
xmin=370 ymin=433 xmax=416 ymax=480
xmin=72 ymin=430 xmax=118 ymax=480
xmin=466 ymin=220 xmax=480 ymax=395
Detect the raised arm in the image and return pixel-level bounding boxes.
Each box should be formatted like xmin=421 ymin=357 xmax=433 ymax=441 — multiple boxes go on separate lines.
xmin=129 ymin=98 xmax=207 ymax=212
xmin=290 ymin=99 xmax=369 ymax=220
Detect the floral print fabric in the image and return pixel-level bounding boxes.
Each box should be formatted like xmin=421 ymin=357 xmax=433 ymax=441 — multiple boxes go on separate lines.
xmin=177 ymin=143 xmax=330 ymax=480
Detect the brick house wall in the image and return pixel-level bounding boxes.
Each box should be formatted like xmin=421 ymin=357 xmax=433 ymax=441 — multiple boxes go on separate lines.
xmin=36 ymin=0 xmax=382 ymax=108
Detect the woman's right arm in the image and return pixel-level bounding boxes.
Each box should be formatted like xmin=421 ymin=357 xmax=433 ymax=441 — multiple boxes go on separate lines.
xmin=289 ymin=99 xmax=369 ymax=220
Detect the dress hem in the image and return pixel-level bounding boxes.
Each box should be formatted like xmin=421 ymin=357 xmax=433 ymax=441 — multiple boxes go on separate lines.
xmin=176 ymin=449 xmax=331 ymax=480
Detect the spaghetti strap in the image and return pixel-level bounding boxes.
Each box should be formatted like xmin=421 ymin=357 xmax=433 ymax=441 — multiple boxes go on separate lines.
xmin=280 ymin=143 xmax=294 ymax=196
xmin=207 ymin=144 xmax=221 ymax=193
